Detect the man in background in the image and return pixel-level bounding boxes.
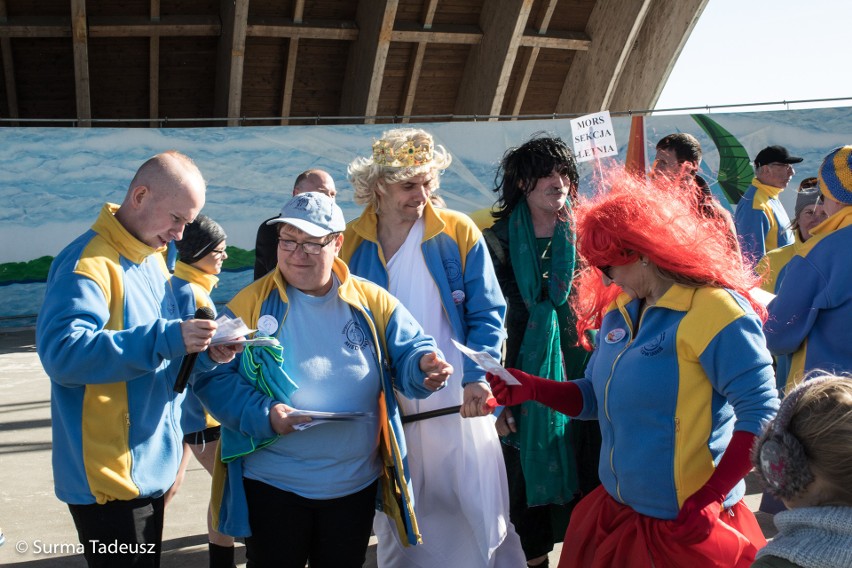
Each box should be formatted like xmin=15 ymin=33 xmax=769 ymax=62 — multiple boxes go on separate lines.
xmin=735 ymin=145 xmax=802 ymax=265
xmin=652 ymin=132 xmax=738 ymax=247
xmin=253 ymin=169 xmax=336 ymax=279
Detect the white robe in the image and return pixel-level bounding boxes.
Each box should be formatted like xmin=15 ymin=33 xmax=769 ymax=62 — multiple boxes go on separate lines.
xmin=373 ymin=218 xmax=525 ymax=567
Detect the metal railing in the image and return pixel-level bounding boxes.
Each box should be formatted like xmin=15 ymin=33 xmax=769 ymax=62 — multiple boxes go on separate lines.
xmin=2 ymin=96 xmax=851 ymax=127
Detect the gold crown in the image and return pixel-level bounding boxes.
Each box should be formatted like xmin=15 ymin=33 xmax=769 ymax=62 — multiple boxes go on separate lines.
xmin=372 ymin=139 xmax=434 ymax=168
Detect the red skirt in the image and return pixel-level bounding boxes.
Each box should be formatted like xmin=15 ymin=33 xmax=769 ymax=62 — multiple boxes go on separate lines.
xmin=559 ymin=485 xmax=766 ymax=568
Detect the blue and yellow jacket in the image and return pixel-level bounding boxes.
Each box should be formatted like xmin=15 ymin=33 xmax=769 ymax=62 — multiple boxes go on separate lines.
xmin=573 ymin=284 xmax=778 ymax=520
xmin=765 ymin=207 xmax=852 ymax=391
xmin=193 ymin=258 xmax=438 ymax=544
xmin=735 ymin=179 xmax=794 ymax=266
xmin=758 ymin=235 xmax=804 ymax=391
xmin=171 ymin=261 xmax=221 ymax=434
xmin=36 ymin=203 xmax=211 ymax=505
xmin=340 ymin=202 xmax=506 ymax=384
xmin=758 ymin=233 xmax=805 ymax=295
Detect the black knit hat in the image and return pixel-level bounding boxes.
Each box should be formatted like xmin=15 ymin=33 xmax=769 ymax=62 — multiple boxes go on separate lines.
xmin=175 ymin=214 xmax=226 ymax=263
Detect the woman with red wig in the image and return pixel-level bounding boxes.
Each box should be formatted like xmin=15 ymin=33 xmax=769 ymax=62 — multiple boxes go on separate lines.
xmin=487 ymin=172 xmax=779 ymax=568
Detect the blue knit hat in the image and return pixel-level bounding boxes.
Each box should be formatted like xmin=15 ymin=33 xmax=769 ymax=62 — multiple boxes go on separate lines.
xmin=818 ymin=145 xmax=852 ymax=205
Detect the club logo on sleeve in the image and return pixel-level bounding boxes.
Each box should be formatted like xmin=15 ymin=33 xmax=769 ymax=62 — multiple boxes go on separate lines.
xmin=443 ymin=259 xmax=462 ymax=282
xmin=641 ymin=332 xmax=666 ymax=356
xmin=604 ymin=328 xmax=627 ymax=344
xmin=343 ymin=320 xmax=369 ymax=350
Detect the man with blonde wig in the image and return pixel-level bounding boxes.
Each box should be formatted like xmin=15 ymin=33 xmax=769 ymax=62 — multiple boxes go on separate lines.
xmin=342 ymin=128 xmax=525 ymax=567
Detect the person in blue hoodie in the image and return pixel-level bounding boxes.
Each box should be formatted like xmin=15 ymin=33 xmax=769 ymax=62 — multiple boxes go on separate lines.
xmin=192 ymin=192 xmax=454 ymax=568
xmin=735 ymin=145 xmax=802 ymax=266
xmin=36 ymin=152 xmax=241 ymax=567
xmin=342 ymin=128 xmax=525 ymax=568
xmin=168 ymin=214 xmax=237 ymax=568
xmin=764 ymin=145 xmax=852 ymax=391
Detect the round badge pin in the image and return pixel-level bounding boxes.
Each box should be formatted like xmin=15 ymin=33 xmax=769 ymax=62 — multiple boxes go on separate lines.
xmin=451 ymin=289 xmax=465 ymax=304
xmin=604 ymin=328 xmax=627 ymax=344
xmin=257 ymin=314 xmax=278 ymax=336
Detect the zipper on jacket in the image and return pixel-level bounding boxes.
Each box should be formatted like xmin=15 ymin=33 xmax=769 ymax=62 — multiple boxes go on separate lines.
xmin=123 ymin=412 xmax=132 ymax=475
xmin=603 ymin=308 xmax=635 ymax=503
xmin=673 ymin=416 xmax=682 ymax=503
xmin=604 ymin=302 xmax=654 ymax=503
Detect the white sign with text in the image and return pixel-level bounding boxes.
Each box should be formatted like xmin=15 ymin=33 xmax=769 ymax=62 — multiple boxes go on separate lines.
xmin=570 ymin=110 xmax=618 ymax=162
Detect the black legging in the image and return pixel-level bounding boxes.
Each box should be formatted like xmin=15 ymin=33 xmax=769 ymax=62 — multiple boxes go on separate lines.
xmin=68 ymin=495 xmax=165 ymax=568
xmin=243 ymin=477 xmax=378 ymax=568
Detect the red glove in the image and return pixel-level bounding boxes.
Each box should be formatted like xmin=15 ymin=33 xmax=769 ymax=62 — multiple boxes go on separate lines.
xmin=486 ymin=368 xmax=584 ymax=416
xmin=669 ymin=430 xmax=756 ymax=544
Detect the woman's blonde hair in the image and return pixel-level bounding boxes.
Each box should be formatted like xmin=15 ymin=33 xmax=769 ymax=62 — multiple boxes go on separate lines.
xmin=348 ymin=128 xmax=452 ymax=210
xmin=788 ymin=373 xmax=852 ymax=505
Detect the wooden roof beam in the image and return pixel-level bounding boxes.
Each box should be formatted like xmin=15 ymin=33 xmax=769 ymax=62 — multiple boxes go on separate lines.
xmin=339 ymin=0 xmax=398 ymax=124
xmin=88 ymin=16 xmax=220 ymax=37
xmin=0 ymin=0 xmax=19 ymax=122
xmin=399 ymin=0 xmax=439 ymax=123
xmin=0 ymin=18 xmax=70 ymax=38
xmin=149 ymin=0 xmax=159 ymax=127
xmin=70 ymin=0 xmax=91 ymax=127
xmin=214 ymin=0 xmax=249 ymax=126
xmin=508 ymin=0 xmax=558 ymax=118
xmin=247 ymin=18 xmax=358 ymax=41
xmin=519 ymin=29 xmax=590 ymax=50
xmin=454 ymin=0 xmax=533 ymax=121
xmin=556 ymin=0 xmax=652 ymax=114
xmin=607 ymin=0 xmax=709 ymax=113
xmin=279 ymin=0 xmax=305 ymax=125
xmin=391 ymin=22 xmax=480 ymax=44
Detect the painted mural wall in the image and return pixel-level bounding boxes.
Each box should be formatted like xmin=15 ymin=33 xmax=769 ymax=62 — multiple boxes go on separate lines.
xmin=2 ymin=107 xmax=851 ymax=327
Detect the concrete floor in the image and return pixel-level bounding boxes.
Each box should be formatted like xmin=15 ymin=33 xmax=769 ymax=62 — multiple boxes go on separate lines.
xmin=0 ymin=327 xmax=774 ymax=567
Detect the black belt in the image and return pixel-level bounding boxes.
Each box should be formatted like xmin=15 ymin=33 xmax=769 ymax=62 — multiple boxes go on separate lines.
xmin=401 ymin=405 xmax=461 ymax=423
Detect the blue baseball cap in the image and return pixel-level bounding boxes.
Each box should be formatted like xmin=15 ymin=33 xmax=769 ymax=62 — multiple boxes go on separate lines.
xmin=266 ymin=191 xmax=346 ymax=237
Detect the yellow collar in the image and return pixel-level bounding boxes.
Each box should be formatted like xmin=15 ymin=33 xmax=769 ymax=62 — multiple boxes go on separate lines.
xmin=807 ymin=205 xmax=852 ymax=240
xmin=751 ymin=178 xmax=784 ymax=199
xmin=616 ymin=283 xmax=696 ymax=314
xmin=92 ymin=203 xmax=163 ymax=264
xmin=350 ymin=200 xmax=447 ymax=244
xmin=173 ymin=261 xmax=219 ymax=294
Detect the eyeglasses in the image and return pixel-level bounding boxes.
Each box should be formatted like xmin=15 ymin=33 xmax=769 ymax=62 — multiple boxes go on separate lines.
xmin=210 ymin=248 xmax=227 ymax=258
xmin=278 ymin=236 xmax=337 ymax=255
xmin=597 ymin=265 xmax=613 ymax=279
xmin=768 ymin=162 xmax=795 ymax=171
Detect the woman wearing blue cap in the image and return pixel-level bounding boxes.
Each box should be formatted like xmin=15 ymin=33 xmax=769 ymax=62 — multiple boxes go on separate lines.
xmin=191 ymin=192 xmax=454 ymax=568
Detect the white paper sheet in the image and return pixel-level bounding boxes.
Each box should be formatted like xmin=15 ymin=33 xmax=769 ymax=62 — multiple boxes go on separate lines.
xmin=450 ymin=339 xmax=521 ymax=385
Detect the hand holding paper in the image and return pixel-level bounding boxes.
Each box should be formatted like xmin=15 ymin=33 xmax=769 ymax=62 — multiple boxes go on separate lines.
xmin=450 ymin=339 xmax=521 ymax=386
xmin=269 ymin=403 xmax=312 ymax=435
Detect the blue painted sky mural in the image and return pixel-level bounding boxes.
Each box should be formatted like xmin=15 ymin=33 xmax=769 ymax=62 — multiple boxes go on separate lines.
xmin=2 ymin=107 xmax=851 ymax=326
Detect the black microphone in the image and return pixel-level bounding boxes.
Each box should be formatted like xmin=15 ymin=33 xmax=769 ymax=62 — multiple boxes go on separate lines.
xmin=173 ymin=306 xmax=216 ymax=393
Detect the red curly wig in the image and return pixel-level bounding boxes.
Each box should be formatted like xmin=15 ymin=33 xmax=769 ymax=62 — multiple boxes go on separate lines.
xmin=570 ymin=170 xmax=763 ymax=350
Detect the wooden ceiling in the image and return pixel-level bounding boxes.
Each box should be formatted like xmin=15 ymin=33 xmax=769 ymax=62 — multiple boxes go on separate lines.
xmin=0 ymin=0 xmax=707 ymax=127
